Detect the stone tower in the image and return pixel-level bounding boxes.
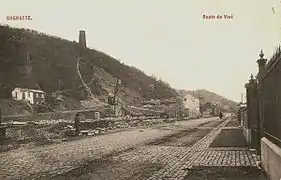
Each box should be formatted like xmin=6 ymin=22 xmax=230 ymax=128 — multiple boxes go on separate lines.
xmin=79 ymin=30 xmax=86 ymax=48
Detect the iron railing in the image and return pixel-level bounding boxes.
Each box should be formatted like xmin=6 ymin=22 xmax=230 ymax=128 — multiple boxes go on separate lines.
xmin=259 ymin=55 xmax=281 ymax=147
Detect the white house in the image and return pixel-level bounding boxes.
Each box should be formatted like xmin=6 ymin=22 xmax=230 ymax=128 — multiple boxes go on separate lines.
xmin=183 ymin=93 xmax=201 ymax=118
xmin=11 ymin=87 xmax=45 ymax=104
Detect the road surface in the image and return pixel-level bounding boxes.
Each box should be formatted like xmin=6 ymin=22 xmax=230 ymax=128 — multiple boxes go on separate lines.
xmin=0 ymin=117 xmax=266 ymax=180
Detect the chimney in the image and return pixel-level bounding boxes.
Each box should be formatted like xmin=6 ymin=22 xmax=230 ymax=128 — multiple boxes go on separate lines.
xmin=79 ymin=30 xmax=86 ymax=48
xmin=256 ymin=49 xmax=267 ymax=82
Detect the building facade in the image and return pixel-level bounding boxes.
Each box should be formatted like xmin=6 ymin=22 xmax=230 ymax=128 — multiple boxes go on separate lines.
xmin=12 ymin=88 xmax=45 ymax=104
xmin=183 ymin=94 xmax=200 ymax=118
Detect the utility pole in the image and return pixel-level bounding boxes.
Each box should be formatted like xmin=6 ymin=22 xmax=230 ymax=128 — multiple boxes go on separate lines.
xmin=199 ymin=96 xmax=204 ymax=117
xmin=0 ymin=106 xmax=2 ymax=126
xmin=176 ymin=96 xmax=183 ymax=120
xmin=113 ymin=77 xmax=121 ymax=116
xmin=0 ymin=106 xmax=5 ymax=144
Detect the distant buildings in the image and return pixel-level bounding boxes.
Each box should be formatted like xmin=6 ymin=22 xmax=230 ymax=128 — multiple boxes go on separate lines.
xmin=202 ymin=111 xmax=211 ymax=117
xmin=200 ymin=102 xmax=221 ymax=117
xmin=183 ymin=94 xmax=200 ymax=118
xmin=139 ymin=95 xmax=201 ymax=118
xmin=11 ymin=88 xmax=45 ymax=104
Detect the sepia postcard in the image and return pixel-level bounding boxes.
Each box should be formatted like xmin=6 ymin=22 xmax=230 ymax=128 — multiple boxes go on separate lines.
xmin=0 ymin=0 xmax=280 ymax=179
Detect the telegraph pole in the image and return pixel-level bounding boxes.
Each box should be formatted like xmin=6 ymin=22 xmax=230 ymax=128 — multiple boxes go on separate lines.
xmin=199 ymin=96 xmax=204 ymax=117
xmin=0 ymin=106 xmax=2 ymax=126
xmin=176 ymin=96 xmax=183 ymax=120
xmin=113 ymin=77 xmax=121 ymax=116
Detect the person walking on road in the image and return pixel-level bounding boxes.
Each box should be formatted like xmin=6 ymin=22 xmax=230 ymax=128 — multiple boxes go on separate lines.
xmin=219 ymin=111 xmax=223 ymax=119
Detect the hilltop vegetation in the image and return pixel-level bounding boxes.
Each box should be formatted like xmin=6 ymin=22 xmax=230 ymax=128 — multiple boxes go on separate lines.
xmin=0 ymin=25 xmax=178 ymax=108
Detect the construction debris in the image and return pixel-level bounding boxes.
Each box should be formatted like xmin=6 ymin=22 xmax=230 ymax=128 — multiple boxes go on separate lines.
xmin=1 ymin=117 xmax=179 ymax=152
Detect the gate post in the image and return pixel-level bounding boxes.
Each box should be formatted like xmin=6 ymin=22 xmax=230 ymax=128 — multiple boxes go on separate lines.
xmin=257 ymin=50 xmax=267 ymax=139
xmin=247 ymin=74 xmax=259 ymax=150
xmin=256 ymin=50 xmax=267 ymax=154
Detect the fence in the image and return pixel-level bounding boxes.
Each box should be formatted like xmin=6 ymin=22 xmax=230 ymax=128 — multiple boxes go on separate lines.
xmin=243 ymin=49 xmax=281 ymax=151
xmin=259 ymin=50 xmax=281 ymax=148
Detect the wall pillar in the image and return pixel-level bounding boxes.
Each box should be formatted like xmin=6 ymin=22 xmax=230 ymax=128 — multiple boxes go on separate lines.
xmin=256 ymin=50 xmax=267 ymax=144
xmin=247 ymin=74 xmax=259 ymax=150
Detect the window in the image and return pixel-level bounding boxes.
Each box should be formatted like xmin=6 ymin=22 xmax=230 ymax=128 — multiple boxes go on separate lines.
xmin=36 ymin=93 xmax=39 ymax=98
xmin=15 ymin=92 xmax=18 ymax=98
xmin=41 ymin=94 xmax=44 ymax=98
xmin=28 ymin=91 xmax=31 ymax=97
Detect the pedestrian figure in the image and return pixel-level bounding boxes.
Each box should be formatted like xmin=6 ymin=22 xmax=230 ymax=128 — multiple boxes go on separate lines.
xmin=219 ymin=111 xmax=223 ymax=119
xmin=74 ymin=112 xmax=80 ymax=136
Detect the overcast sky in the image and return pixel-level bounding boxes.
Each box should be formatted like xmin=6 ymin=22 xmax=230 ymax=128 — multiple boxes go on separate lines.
xmin=1 ymin=0 xmax=281 ymax=102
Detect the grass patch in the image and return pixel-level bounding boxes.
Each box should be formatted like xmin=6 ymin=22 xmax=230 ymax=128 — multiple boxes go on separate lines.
xmin=225 ymin=120 xmax=240 ymax=127
xmin=184 ymin=166 xmax=268 ymax=180
xmin=210 ymin=128 xmax=248 ymax=147
xmin=146 ymin=128 xmax=212 ymax=147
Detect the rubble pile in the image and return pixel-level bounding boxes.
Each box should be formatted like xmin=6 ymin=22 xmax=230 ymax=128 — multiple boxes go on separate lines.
xmin=1 ymin=116 xmax=180 ymax=152
xmin=3 ymin=124 xmax=62 ymax=151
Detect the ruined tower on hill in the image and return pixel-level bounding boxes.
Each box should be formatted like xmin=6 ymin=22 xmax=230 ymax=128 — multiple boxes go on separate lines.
xmin=79 ymin=30 xmax=86 ymax=48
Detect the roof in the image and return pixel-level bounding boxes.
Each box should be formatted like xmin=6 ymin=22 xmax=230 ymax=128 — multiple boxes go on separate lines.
xmin=13 ymin=87 xmax=45 ymax=93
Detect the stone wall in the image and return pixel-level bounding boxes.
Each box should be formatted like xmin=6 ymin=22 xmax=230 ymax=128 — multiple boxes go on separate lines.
xmin=261 ymin=137 xmax=281 ymax=180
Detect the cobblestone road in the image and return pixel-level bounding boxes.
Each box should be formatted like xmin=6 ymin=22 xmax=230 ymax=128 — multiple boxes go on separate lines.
xmin=51 ymin=116 xmax=263 ymax=180
xmin=0 ymin=117 xmax=218 ymax=180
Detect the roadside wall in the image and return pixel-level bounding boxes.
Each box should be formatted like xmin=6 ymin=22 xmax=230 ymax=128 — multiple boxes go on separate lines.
xmin=261 ymin=137 xmax=281 ymax=180
xmin=239 ymin=107 xmax=251 ymax=144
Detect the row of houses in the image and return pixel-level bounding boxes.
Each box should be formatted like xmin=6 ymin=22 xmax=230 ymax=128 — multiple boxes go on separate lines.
xmin=140 ymin=93 xmax=226 ymax=119
xmin=140 ymin=93 xmax=201 ymax=118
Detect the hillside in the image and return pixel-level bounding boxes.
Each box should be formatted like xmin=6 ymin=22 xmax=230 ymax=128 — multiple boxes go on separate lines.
xmin=0 ymin=25 xmax=178 ymax=112
xmin=177 ymin=89 xmax=238 ymax=112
